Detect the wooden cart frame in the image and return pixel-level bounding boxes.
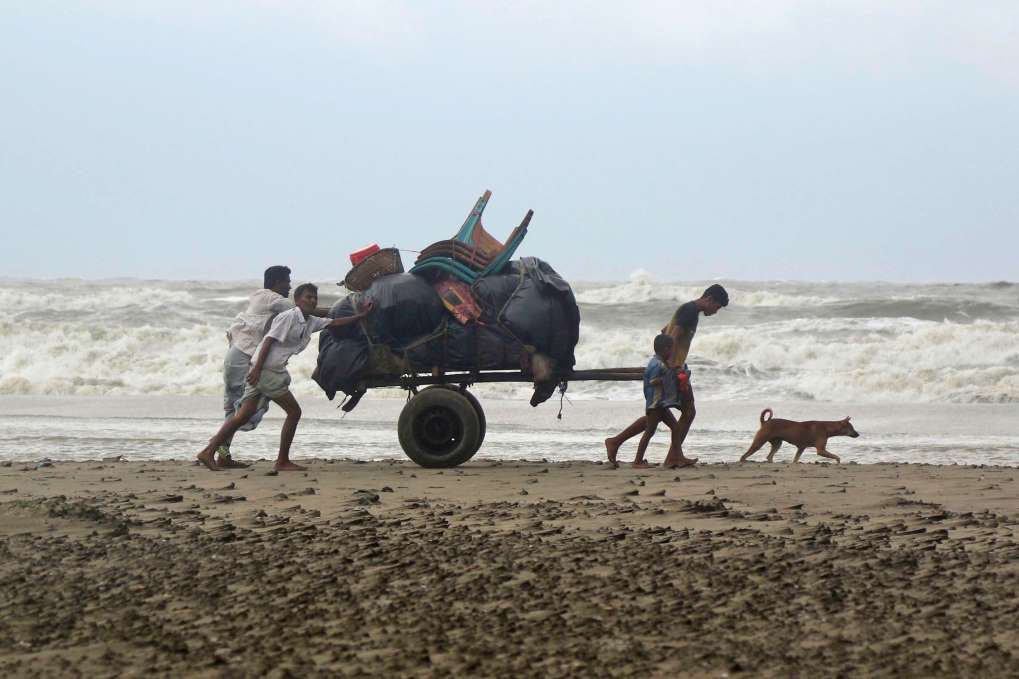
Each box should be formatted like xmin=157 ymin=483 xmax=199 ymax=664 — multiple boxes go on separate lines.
xmin=351 ymin=368 xmax=643 ymax=467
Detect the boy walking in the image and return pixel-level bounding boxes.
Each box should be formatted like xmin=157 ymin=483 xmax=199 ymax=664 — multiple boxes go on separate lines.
xmin=623 ymin=334 xmax=681 ymax=469
xmin=197 ymin=283 xmax=370 ymax=472
xmin=606 ymin=284 xmax=729 ymax=468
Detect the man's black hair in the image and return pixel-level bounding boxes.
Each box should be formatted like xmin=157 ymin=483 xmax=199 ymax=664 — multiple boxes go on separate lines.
xmin=263 ymin=265 xmax=291 ymax=290
xmin=703 ymin=284 xmax=729 ymax=307
xmin=293 ymin=283 xmax=318 ymax=300
xmin=653 ymin=333 xmax=674 ymax=356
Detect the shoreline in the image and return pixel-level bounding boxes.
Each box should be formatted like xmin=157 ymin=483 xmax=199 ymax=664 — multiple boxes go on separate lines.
xmin=3 ymin=456 xmax=1019 ymax=470
xmin=1 ymin=459 xmax=1016 ymax=676
xmin=3 ymin=395 xmax=1019 ymax=467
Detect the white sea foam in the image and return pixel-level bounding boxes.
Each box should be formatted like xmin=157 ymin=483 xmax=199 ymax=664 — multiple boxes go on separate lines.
xmin=575 ymin=271 xmax=842 ymax=307
xmin=0 ymin=286 xmax=198 ymax=315
xmin=2 ymin=278 xmax=1017 ymax=404
xmin=0 ymin=320 xmax=326 ymax=397
xmin=566 ymin=317 xmax=1019 ymax=404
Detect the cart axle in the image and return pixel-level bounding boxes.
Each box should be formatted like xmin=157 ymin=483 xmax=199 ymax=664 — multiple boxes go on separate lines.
xmin=360 ymin=367 xmax=644 ymax=390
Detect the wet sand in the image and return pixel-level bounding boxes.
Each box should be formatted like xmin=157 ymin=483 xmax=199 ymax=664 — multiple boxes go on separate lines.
xmin=1 ymin=459 xmax=1016 ymax=677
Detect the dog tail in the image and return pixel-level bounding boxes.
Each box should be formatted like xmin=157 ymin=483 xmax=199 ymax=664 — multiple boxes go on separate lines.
xmin=760 ymin=408 xmax=773 ymax=424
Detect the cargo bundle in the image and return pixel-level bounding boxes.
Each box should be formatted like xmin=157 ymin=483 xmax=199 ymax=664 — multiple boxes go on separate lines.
xmin=311 ymin=191 xmax=639 ymax=467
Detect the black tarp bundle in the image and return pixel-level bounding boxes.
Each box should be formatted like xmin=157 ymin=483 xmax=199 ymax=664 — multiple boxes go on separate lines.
xmin=312 ymin=257 xmax=580 ymax=406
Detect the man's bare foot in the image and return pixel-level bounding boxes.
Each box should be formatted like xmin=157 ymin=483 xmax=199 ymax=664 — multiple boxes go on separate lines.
xmin=274 ymin=461 xmax=307 ymax=472
xmin=631 ymin=460 xmax=656 ymax=469
xmin=216 ymin=456 xmax=250 ymax=469
xmin=196 ymin=450 xmax=223 ymax=471
xmin=663 ymin=457 xmax=698 ymax=469
xmin=605 ymin=438 xmax=621 ymax=467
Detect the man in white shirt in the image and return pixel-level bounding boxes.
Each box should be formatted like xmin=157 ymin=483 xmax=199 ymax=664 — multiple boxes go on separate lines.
xmin=198 ymin=283 xmax=371 ymax=472
xmin=216 ymin=266 xmax=295 ymax=468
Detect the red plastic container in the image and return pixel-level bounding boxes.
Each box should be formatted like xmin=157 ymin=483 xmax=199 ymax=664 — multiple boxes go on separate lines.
xmin=349 ymin=244 xmax=380 ymax=266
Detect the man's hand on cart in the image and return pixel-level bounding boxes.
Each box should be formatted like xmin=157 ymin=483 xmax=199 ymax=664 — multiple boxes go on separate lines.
xmin=326 ymin=300 xmax=373 ymax=329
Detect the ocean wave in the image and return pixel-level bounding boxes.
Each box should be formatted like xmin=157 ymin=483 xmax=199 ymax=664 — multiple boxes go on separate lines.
xmin=567 ymin=318 xmax=1019 ymax=404
xmin=4 ymin=314 xmax=1018 ymax=404
xmin=3 ymin=279 xmax=1018 ymax=404
xmin=575 ymin=272 xmax=842 ymax=307
xmin=0 ymin=286 xmax=199 ymax=316
xmin=0 ymin=320 xmax=325 ymax=398
xmin=574 ymin=273 xmax=1019 ymax=318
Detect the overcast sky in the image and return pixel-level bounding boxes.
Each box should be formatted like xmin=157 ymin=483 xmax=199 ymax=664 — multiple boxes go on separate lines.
xmin=2 ymin=1 xmax=1017 ymax=282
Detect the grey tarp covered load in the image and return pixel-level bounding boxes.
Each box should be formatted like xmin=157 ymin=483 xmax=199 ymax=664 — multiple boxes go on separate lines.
xmin=312 ymin=258 xmax=580 ymax=406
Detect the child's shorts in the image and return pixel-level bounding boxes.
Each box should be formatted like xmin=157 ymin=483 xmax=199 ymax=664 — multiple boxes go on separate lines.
xmin=241 ymin=369 xmax=292 ymax=403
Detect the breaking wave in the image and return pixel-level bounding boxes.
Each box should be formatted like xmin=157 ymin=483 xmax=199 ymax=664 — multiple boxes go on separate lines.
xmin=568 ymin=317 xmax=1019 ymax=404
xmin=2 ymin=277 xmax=1018 ymax=404
xmin=574 ymin=271 xmax=843 ymax=307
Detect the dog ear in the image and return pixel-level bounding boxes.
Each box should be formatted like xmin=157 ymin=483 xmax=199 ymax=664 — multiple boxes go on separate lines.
xmin=844 ymin=416 xmax=851 ymax=421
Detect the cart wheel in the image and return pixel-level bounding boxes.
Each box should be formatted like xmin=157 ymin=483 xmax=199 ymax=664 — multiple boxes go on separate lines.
xmin=398 ymin=387 xmax=481 ymax=468
xmin=422 ymin=386 xmax=486 ymax=454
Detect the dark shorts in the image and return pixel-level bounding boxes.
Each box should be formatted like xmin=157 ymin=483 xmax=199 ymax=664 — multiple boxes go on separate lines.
xmin=677 ymin=378 xmax=695 ymax=407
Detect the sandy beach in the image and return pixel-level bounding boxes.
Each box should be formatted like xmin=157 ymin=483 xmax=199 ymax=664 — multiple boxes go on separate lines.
xmin=0 ymin=459 xmax=1016 ymax=677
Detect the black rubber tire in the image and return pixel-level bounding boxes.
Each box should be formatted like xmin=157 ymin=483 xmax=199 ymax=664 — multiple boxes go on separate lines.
xmin=460 ymin=389 xmax=487 ymax=453
xmin=421 ymin=386 xmax=487 ymax=455
xmin=398 ymin=387 xmax=482 ymax=468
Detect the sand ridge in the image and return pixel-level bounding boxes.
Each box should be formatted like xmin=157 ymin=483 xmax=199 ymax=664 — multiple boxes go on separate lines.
xmin=0 ymin=459 xmax=1017 ymax=677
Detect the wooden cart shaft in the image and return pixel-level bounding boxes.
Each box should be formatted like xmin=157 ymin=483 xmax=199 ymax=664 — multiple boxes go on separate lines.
xmin=359 ymin=367 xmax=644 ymax=390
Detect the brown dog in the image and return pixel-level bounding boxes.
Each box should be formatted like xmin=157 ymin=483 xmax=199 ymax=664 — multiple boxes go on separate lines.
xmin=740 ymin=409 xmax=859 ymax=463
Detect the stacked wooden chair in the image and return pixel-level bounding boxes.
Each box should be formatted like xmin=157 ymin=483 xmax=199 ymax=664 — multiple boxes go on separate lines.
xmin=411 ymin=190 xmax=532 ymax=284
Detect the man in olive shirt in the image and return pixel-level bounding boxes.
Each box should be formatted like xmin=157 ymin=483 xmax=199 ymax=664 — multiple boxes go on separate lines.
xmin=605 ymin=284 xmax=729 ymax=468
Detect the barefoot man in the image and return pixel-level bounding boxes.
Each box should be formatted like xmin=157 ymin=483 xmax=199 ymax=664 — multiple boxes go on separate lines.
xmin=197 ymin=283 xmax=371 ymax=472
xmin=605 ymin=284 xmax=729 ymax=468
xmin=216 ymin=265 xmax=294 ymax=469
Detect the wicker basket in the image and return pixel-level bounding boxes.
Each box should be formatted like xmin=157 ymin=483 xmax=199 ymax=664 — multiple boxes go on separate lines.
xmin=343 ymin=248 xmax=404 ymax=291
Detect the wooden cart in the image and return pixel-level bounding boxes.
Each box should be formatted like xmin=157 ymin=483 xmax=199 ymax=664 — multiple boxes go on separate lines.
xmin=353 ymin=368 xmax=644 ymax=467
